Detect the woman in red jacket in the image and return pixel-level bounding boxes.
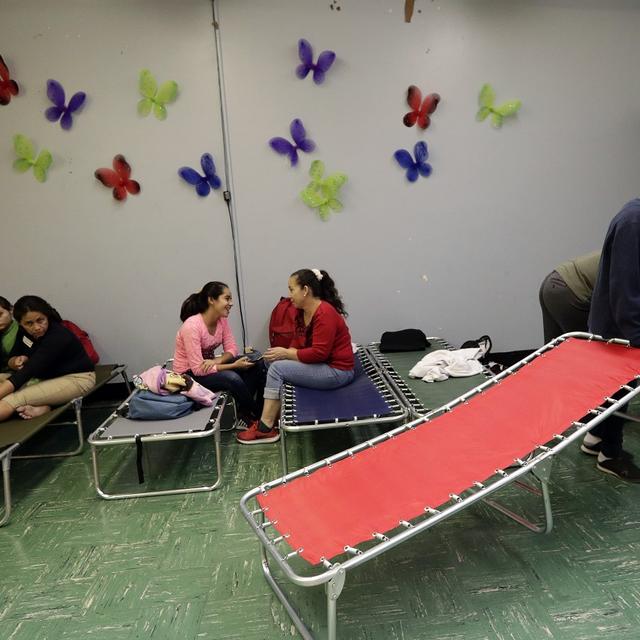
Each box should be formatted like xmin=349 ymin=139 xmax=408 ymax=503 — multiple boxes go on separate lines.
xmin=237 ymin=268 xmax=355 ymax=444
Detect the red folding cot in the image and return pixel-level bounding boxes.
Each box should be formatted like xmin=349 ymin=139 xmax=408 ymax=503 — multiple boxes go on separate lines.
xmin=240 ymin=334 xmax=640 ymax=639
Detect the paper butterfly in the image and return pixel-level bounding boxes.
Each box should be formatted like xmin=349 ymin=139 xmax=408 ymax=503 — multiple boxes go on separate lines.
xmin=13 ymin=134 xmax=52 ymax=183
xmin=269 ymin=119 xmax=315 ymax=167
xmin=0 ymin=55 xmax=19 ymax=106
xmin=138 ymin=69 xmax=178 ymax=120
xmin=95 ymin=155 xmax=141 ymax=201
xmin=178 ymin=153 xmax=222 ymax=197
xmin=476 ymin=83 xmax=521 ymax=128
xmin=403 ymin=85 xmax=440 ymax=129
xmin=394 ymin=141 xmax=432 ymax=183
xmin=45 ymin=79 xmax=86 ymax=130
xmin=296 ymin=39 xmax=336 ymax=85
xmin=300 ymin=160 xmax=347 ymax=221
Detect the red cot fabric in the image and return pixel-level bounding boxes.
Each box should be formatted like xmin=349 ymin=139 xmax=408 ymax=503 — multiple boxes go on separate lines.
xmin=258 ymin=339 xmax=640 ymax=565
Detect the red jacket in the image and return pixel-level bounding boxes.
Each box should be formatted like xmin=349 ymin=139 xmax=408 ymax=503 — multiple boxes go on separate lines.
xmin=291 ymin=301 xmax=354 ymax=370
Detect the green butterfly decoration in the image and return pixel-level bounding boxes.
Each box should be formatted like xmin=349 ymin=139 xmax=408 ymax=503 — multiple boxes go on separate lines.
xmin=137 ymin=69 xmax=178 ymax=120
xmin=13 ymin=134 xmax=52 ymax=183
xmin=300 ymin=160 xmax=347 ymax=221
xmin=476 ymin=83 xmax=521 ymax=128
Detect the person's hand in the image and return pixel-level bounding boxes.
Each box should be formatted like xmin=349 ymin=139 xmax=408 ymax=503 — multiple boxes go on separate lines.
xmin=264 ymin=347 xmax=288 ymax=362
xmin=9 ymin=356 xmax=28 ymax=370
xmin=233 ymin=356 xmax=255 ymax=370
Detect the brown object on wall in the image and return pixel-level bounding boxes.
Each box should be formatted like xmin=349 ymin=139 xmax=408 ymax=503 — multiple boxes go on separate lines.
xmin=405 ymin=0 xmax=415 ymax=23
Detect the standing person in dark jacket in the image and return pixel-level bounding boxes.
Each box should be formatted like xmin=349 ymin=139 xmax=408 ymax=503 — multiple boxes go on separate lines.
xmin=582 ymin=199 xmax=640 ymax=481
xmin=237 ymin=268 xmax=355 ymax=445
xmin=0 ymin=296 xmax=95 ymax=422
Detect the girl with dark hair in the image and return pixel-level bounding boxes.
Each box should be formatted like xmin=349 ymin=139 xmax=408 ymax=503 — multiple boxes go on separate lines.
xmin=237 ymin=268 xmax=355 ymax=444
xmin=0 ymin=297 xmax=18 ymax=375
xmin=0 ymin=295 xmax=95 ymax=422
xmin=173 ymin=282 xmax=266 ymax=424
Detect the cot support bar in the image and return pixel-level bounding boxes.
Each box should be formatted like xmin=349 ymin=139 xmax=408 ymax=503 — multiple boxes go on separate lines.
xmin=280 ymin=426 xmax=289 ymax=475
xmin=260 ymin=549 xmax=314 ymax=640
xmin=15 ymin=398 xmax=84 ymax=459
xmin=613 ymin=410 xmax=640 ymax=423
xmin=326 ymin=568 xmax=345 ymax=640
xmin=483 ymin=458 xmax=554 ymax=534
xmin=91 ymin=425 xmax=223 ymax=500
xmin=0 ymin=445 xmax=19 ymax=527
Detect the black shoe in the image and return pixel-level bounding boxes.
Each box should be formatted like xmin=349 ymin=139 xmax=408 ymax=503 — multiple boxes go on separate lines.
xmin=596 ymin=456 xmax=640 ymax=482
xmin=581 ymin=441 xmax=634 ymax=459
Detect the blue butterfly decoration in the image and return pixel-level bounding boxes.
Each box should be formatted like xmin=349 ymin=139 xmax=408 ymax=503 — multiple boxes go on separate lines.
xmin=45 ymin=79 xmax=86 ymax=130
xmin=269 ymin=118 xmax=315 ymax=167
xmin=178 ymin=153 xmax=222 ymax=197
xmin=394 ymin=141 xmax=432 ymax=183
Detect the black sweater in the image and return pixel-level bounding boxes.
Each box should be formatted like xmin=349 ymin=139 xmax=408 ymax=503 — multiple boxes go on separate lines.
xmin=8 ymin=321 xmax=94 ymax=390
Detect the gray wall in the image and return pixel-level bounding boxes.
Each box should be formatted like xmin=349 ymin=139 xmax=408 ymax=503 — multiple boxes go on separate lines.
xmin=2 ymin=0 xmax=640 ymax=376
xmin=0 ymin=0 xmax=238 ymax=373
xmin=220 ymin=0 xmax=640 ymax=349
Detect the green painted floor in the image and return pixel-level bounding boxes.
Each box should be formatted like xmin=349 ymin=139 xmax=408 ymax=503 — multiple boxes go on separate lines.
xmin=1 ymin=397 xmax=640 ymax=640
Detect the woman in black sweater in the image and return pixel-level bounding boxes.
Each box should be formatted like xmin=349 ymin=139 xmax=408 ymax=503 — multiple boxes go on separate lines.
xmin=0 ymin=296 xmax=95 ymax=422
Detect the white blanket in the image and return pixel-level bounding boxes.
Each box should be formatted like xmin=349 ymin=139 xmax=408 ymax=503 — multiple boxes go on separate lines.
xmin=409 ymin=348 xmax=484 ymax=383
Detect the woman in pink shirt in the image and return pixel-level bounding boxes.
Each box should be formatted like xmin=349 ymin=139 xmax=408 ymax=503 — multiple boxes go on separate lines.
xmin=173 ymin=281 xmax=265 ymax=425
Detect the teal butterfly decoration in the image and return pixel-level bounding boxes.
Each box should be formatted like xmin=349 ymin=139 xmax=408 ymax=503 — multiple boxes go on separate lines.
xmin=13 ymin=134 xmax=52 ymax=182
xmin=476 ymin=83 xmax=521 ymax=128
xmin=300 ymin=160 xmax=347 ymax=221
xmin=138 ymin=69 xmax=178 ymax=120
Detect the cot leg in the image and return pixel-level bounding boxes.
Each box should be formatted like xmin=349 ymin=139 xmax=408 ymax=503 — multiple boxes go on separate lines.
xmin=280 ymin=428 xmax=289 ymax=475
xmin=0 ymin=451 xmax=15 ymax=527
xmin=483 ymin=458 xmax=554 ymax=534
xmin=260 ymin=543 xmax=314 ymax=640
xmin=15 ymin=398 xmax=85 ymax=459
xmin=326 ymin=569 xmax=346 ymax=640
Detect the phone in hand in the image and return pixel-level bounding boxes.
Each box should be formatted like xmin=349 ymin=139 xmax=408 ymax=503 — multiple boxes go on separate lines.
xmin=244 ymin=350 xmax=264 ymax=363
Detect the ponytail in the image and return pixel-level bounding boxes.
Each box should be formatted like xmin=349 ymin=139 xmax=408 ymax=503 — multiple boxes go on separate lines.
xmin=180 ymin=281 xmax=228 ymax=322
xmin=290 ymin=269 xmax=347 ymax=316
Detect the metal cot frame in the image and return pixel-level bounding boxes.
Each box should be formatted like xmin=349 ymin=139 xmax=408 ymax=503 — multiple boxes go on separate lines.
xmin=88 ymin=389 xmax=227 ymax=500
xmin=0 ymin=364 xmax=130 ymax=526
xmin=366 ymin=336 xmax=494 ymax=419
xmin=278 ymin=347 xmax=410 ymax=474
xmin=240 ymin=333 xmax=640 ymax=640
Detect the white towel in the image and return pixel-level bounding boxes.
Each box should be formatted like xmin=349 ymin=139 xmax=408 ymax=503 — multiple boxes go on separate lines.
xmin=409 ymin=348 xmax=483 ymax=383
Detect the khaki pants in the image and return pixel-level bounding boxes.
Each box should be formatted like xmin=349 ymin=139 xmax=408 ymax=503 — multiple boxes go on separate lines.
xmin=2 ymin=372 xmax=96 ymax=409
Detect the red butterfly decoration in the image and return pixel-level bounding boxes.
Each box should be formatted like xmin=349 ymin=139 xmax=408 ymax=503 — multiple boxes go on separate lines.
xmin=0 ymin=54 xmax=20 ymax=106
xmin=403 ymin=85 xmax=440 ymax=129
xmin=95 ymin=155 xmax=141 ymax=201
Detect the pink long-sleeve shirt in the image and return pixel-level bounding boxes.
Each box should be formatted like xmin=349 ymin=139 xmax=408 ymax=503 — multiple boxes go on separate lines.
xmin=173 ymin=314 xmax=238 ymax=376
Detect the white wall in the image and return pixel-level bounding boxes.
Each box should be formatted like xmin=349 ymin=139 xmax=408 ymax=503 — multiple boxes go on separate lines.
xmin=0 ymin=0 xmax=237 ymax=373
xmin=219 ymin=0 xmax=640 ymax=349
xmin=2 ymin=0 xmax=640 ymax=376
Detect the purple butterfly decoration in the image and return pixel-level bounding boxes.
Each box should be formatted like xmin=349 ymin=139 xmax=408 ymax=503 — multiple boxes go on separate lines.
xmin=269 ymin=119 xmax=316 ymax=167
xmin=296 ymin=39 xmax=336 ymax=85
xmin=45 ymin=79 xmax=86 ymax=130
xmin=394 ymin=141 xmax=433 ymax=183
xmin=178 ymin=153 xmax=222 ymax=197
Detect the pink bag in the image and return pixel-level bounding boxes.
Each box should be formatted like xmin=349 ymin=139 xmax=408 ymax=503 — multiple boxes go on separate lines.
xmin=137 ymin=366 xmax=216 ymax=407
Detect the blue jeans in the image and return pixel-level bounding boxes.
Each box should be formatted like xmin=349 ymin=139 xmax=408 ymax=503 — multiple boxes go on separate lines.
xmin=264 ymin=361 xmax=355 ymax=400
xmin=190 ymin=361 xmax=266 ymax=419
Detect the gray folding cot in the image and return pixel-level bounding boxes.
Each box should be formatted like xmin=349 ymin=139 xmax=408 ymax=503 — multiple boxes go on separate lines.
xmin=88 ymin=387 xmax=227 ymax=499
